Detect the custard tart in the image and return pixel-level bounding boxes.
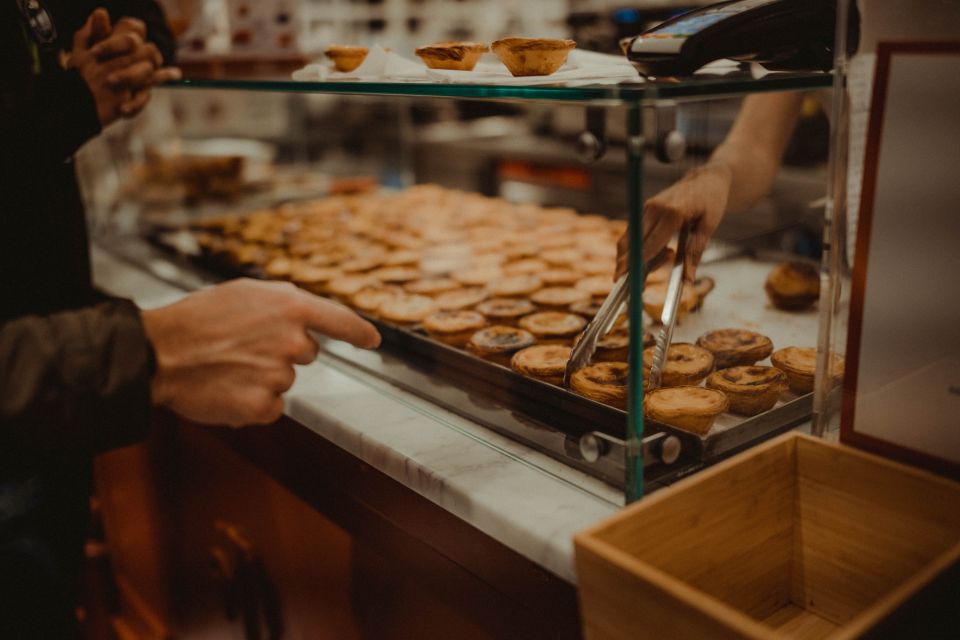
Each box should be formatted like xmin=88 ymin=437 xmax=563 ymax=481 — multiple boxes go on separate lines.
xmin=291 ymin=265 xmax=343 ymax=295
xmin=351 ymin=285 xmax=405 ymax=317
xmin=570 ymin=362 xmax=629 ymax=410
xmin=264 ymin=257 xmax=295 ymax=280
xmin=422 ymin=310 xmax=487 ymax=347
xmin=644 ymin=387 xmax=729 ymax=435
xmin=642 ymin=282 xmax=698 ymax=323
xmin=541 ymin=248 xmax=583 ymax=267
xmin=580 ymin=258 xmax=615 ymax=277
xmin=531 ymin=286 xmax=592 ymax=310
xmin=771 ymin=347 xmax=845 ymax=394
xmin=378 ymin=294 xmax=438 ymax=325
xmin=575 ymin=276 xmax=615 ymax=300
xmin=338 ymin=254 xmax=385 ymax=273
xmin=466 ymin=326 xmax=537 ymax=366
xmin=765 ymin=261 xmax=820 ymax=311
xmin=384 ymin=250 xmax=421 ymax=267
xmin=415 ymin=42 xmax=488 ymax=71
xmin=491 ymin=37 xmax=576 ymax=77
xmin=452 ymin=265 xmax=503 ymax=287
xmin=510 ymin=345 xmax=572 ymax=385
xmin=369 ymin=266 xmax=422 ymax=284
xmin=518 ymin=312 xmax=586 ymax=345
xmin=540 ymin=268 xmax=582 ymax=286
xmin=476 ymin=298 xmax=535 ymax=326
xmin=404 ymin=277 xmax=460 ymax=297
xmin=325 ymin=45 xmax=369 ymax=72
xmin=435 ymin=287 xmax=488 ymax=311
xmin=503 ymin=258 xmax=549 ymax=276
xmin=569 ymin=300 xmax=602 ymax=319
xmin=326 ymin=274 xmax=381 ymax=301
xmin=642 ymin=343 xmax=714 ymax=387
xmin=490 ymin=275 xmax=543 ymax=298
xmin=573 ymin=328 xmax=630 ymax=362
xmin=706 ymin=366 xmax=787 ymax=416
xmin=696 ymin=329 xmax=774 ymax=369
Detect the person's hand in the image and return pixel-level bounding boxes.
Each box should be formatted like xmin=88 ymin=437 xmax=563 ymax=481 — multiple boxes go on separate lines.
xmin=70 ymin=9 xmax=181 ymax=125
xmin=88 ymin=15 xmax=182 ymax=117
xmin=141 ymin=279 xmax=381 ymax=428
xmin=616 ymin=162 xmax=733 ymax=281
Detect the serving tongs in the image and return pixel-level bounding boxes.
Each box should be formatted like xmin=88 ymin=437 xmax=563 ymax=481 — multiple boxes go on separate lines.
xmin=564 ymin=272 xmax=631 ymax=387
xmin=647 ymin=223 xmax=690 ymax=391
xmin=563 ymin=224 xmax=690 ymax=390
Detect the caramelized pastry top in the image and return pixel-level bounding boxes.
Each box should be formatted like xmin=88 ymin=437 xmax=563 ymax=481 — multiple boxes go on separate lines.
xmin=510 ymin=345 xmax=571 ymax=378
xmin=531 ymin=286 xmax=592 ymax=308
xmin=490 ymin=275 xmax=543 ymax=298
xmin=643 ymin=343 xmax=715 ymax=376
xmin=351 ymin=285 xmax=405 ymax=314
xmin=327 ymin=274 xmax=381 ymax=297
xmin=645 ymin=386 xmax=729 ymax=417
xmin=422 ymin=310 xmax=486 ymax=334
xmin=467 ymin=326 xmax=536 ymax=355
xmin=404 ymin=277 xmax=460 ymax=297
xmin=771 ymin=347 xmax=844 ymax=378
xmin=476 ymin=297 xmax=535 ymax=320
xmin=379 ymin=294 xmax=439 ymax=323
xmin=435 ymin=287 xmax=488 ymax=311
xmin=519 ymin=312 xmax=586 ymax=338
xmin=369 ymin=266 xmax=422 ymax=283
xmin=696 ymin=328 xmax=774 ymax=366
xmin=707 ymin=366 xmax=787 ymax=392
xmin=452 ymin=265 xmax=503 ymax=286
xmin=575 ymin=275 xmax=615 ymax=298
xmin=569 ymin=300 xmax=602 ymax=318
xmin=415 ymin=41 xmax=487 ymax=61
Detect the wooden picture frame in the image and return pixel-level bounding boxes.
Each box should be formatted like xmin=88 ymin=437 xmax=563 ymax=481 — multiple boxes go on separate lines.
xmin=840 ymin=41 xmax=960 ymax=479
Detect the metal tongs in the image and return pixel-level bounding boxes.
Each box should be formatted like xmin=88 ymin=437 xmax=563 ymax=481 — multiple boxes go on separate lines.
xmin=647 ymin=224 xmax=690 ymax=390
xmin=564 ymin=223 xmax=690 ymax=389
xmin=564 ymin=272 xmax=630 ymax=387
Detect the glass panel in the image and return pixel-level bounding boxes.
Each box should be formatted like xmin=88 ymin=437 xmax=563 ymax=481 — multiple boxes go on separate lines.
xmin=167 ymin=71 xmax=831 ymax=105
xmin=627 ymin=88 xmax=830 ymax=502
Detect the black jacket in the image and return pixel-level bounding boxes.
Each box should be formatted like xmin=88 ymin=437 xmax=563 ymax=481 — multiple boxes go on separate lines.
xmin=1 ymin=1 xmax=174 ymax=479
xmin=1 ymin=7 xmax=174 ymax=631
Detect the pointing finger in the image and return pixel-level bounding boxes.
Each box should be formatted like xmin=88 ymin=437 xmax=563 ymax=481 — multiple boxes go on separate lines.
xmin=297 ymin=293 xmax=381 ymax=349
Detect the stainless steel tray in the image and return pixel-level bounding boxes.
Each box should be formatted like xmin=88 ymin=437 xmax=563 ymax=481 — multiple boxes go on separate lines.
xmin=137 ymin=228 xmax=817 ymax=489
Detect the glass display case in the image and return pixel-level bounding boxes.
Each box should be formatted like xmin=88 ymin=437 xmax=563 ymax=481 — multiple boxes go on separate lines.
xmin=86 ymin=66 xmax=833 ymax=503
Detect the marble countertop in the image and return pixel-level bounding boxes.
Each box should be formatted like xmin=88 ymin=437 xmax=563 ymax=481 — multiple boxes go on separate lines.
xmin=91 ymin=244 xmax=622 ymax=583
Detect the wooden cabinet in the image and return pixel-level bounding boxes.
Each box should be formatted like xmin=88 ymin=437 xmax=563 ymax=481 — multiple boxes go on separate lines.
xmin=93 ymin=414 xmax=580 ymax=639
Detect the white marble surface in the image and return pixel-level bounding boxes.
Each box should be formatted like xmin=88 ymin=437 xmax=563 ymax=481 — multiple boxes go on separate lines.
xmin=91 ymin=245 xmax=621 ymax=583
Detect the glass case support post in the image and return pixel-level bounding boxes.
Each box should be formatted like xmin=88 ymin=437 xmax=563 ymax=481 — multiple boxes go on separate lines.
xmin=626 ymin=102 xmax=646 ymax=503
xmin=813 ymin=0 xmax=854 ymax=437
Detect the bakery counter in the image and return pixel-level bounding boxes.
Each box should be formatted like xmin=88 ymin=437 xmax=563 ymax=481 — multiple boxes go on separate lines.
xmin=90 ymin=242 xmax=621 ymax=589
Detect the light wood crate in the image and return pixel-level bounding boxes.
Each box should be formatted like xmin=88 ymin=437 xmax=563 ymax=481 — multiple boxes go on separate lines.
xmin=575 ymin=433 xmax=960 ymax=639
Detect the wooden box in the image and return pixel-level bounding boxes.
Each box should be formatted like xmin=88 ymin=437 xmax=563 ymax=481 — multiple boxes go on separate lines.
xmin=574 ymin=433 xmax=960 ymax=639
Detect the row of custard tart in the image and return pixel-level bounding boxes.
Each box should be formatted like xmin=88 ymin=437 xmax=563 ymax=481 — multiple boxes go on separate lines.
xmin=325 ymin=38 xmax=576 ymax=76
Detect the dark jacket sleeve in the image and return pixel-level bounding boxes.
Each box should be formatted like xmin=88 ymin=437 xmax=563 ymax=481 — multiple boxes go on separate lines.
xmin=0 ymin=299 xmax=155 ymax=476
xmin=0 ymin=64 xmax=103 ymax=166
xmin=0 ymin=0 xmax=175 ymax=165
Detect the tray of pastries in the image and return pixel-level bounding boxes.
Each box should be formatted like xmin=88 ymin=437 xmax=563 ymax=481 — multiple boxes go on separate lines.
xmin=151 ymin=184 xmax=827 ymax=465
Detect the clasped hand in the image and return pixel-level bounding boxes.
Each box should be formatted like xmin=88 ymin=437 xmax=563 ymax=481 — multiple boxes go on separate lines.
xmin=69 ymin=8 xmax=182 ymax=126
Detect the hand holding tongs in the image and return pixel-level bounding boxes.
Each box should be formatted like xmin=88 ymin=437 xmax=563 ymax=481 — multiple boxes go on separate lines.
xmin=564 ymin=223 xmax=690 ymax=390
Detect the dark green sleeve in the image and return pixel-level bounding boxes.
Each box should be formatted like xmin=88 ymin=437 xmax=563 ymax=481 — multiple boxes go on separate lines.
xmin=0 ymin=299 xmax=155 ymax=477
